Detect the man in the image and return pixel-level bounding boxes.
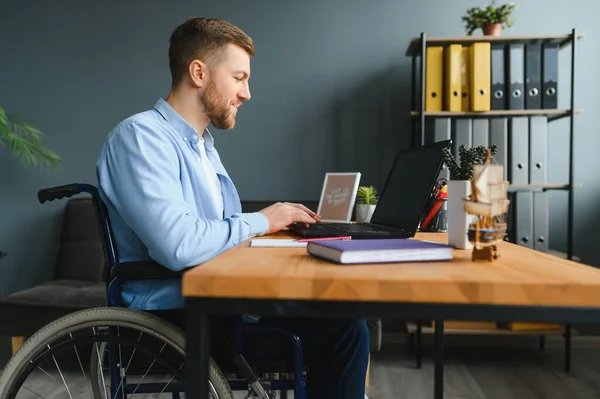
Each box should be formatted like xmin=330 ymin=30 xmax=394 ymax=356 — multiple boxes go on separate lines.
xmin=96 ymin=17 xmax=369 ymax=398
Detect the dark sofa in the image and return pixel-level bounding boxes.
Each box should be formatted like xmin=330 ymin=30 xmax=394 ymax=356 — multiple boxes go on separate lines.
xmin=0 ymin=197 xmax=381 ymax=355
xmin=0 ymin=198 xmax=106 ymax=352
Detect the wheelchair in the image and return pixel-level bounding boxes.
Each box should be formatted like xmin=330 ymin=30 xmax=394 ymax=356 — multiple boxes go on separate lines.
xmin=0 ymin=183 xmax=314 ymax=399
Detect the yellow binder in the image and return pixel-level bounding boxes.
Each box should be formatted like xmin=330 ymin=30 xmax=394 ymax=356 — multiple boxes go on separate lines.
xmin=445 ymin=44 xmax=462 ymax=112
xmin=425 ymin=46 xmax=443 ymax=112
xmin=470 ymin=42 xmax=491 ymax=111
xmin=461 ymin=46 xmax=470 ymax=111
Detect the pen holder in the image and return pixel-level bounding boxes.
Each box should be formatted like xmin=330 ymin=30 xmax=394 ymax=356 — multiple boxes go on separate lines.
xmin=419 ymin=198 xmax=448 ymax=232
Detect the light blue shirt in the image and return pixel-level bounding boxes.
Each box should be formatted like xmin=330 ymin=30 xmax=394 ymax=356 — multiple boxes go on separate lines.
xmin=96 ymin=98 xmax=270 ymax=310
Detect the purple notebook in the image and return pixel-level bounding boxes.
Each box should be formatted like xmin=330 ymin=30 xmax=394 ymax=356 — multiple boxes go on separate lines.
xmin=307 ymin=238 xmax=453 ymax=264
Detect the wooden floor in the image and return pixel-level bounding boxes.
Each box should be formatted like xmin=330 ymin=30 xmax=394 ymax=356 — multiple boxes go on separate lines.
xmin=7 ymin=334 xmax=600 ymax=398
xmin=366 ymin=335 xmax=600 ymax=399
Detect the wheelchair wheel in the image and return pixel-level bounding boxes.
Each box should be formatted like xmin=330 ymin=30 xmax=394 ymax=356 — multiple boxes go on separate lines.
xmin=0 ymin=307 xmax=233 ymax=399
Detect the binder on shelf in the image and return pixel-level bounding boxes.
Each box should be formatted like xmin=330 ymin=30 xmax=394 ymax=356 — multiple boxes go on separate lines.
xmin=533 ymin=192 xmax=549 ymax=253
xmin=489 ymin=118 xmax=508 ymax=180
xmin=451 ymin=119 xmax=472 ymax=168
xmin=472 ymin=119 xmax=489 ymax=148
xmin=506 ymin=44 xmax=524 ymax=110
xmin=529 ymin=116 xmax=548 ymax=184
xmin=445 ymin=44 xmax=462 ymax=112
xmin=514 ymin=191 xmax=534 ymax=249
xmin=491 ymin=44 xmax=506 ymax=110
xmin=542 ymin=43 xmax=559 ymax=109
xmin=525 ymin=44 xmax=542 ymax=109
xmin=469 ymin=42 xmax=491 ymax=111
xmin=508 ymin=117 xmax=529 ymax=185
xmin=427 ymin=119 xmax=451 ymax=180
xmin=425 ymin=46 xmax=443 ymax=111
xmin=461 ymin=46 xmax=470 ymax=111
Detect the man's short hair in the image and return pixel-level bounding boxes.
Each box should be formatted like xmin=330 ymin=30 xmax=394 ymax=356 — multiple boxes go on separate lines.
xmin=168 ymin=17 xmax=255 ymax=87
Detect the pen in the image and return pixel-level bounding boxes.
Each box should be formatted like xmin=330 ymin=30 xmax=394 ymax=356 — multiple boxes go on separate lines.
xmin=296 ymin=236 xmax=352 ymax=243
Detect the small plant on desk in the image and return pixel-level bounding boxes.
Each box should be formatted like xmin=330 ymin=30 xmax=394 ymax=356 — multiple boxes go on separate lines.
xmin=356 ymin=186 xmax=378 ymax=223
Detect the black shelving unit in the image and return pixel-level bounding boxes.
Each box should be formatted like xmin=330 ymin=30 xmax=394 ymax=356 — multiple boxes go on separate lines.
xmin=404 ymin=30 xmax=584 ymax=399
xmin=406 ymin=29 xmax=583 ymax=260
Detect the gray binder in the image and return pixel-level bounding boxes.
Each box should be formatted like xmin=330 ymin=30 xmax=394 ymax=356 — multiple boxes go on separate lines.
xmin=426 ymin=118 xmax=451 ymax=180
xmin=491 ymin=45 xmax=506 ymax=110
xmin=542 ymin=43 xmax=559 ymax=109
xmin=533 ymin=192 xmax=549 ymax=252
xmin=506 ymin=44 xmax=524 ymax=110
xmin=472 ymin=119 xmax=489 ymax=148
xmin=489 ymin=118 xmax=508 ymax=180
xmin=525 ymin=44 xmax=542 ymax=109
xmin=514 ymin=192 xmax=534 ymax=249
xmin=508 ymin=117 xmax=529 ymax=185
xmin=452 ymin=119 xmax=472 ymax=168
xmin=529 ymin=116 xmax=548 ymax=184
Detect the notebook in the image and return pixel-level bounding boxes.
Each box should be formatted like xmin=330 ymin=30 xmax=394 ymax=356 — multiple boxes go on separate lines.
xmin=307 ymin=238 xmax=453 ymax=264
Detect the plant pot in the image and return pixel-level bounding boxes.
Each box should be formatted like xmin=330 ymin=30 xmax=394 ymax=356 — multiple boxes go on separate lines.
xmin=356 ymin=204 xmax=376 ymax=223
xmin=447 ymin=180 xmax=473 ymax=249
xmin=482 ymin=23 xmax=502 ymax=36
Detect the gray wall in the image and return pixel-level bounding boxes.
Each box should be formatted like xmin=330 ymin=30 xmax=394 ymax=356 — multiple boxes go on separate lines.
xmin=0 ymin=0 xmax=597 ymax=353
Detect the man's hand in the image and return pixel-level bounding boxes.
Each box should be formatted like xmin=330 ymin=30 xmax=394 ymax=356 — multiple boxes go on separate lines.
xmin=259 ymin=202 xmax=321 ymax=234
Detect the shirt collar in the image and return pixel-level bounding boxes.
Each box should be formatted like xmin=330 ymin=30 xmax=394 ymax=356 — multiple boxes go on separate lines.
xmin=153 ymin=98 xmax=215 ymax=151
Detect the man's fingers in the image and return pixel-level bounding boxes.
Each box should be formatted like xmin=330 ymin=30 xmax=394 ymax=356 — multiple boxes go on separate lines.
xmin=287 ymin=202 xmax=318 ymax=217
xmin=293 ymin=209 xmax=317 ymax=224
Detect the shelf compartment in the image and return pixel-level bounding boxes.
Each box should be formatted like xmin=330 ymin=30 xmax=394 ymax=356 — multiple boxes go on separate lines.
xmin=410 ymin=109 xmax=583 ymax=121
xmin=406 ymin=33 xmax=584 ymax=56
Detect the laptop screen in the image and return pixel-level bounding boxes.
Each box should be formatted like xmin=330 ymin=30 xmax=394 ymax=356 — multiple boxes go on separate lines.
xmin=370 ymin=140 xmax=451 ymax=232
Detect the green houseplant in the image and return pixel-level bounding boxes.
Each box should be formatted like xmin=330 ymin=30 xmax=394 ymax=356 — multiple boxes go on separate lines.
xmin=0 ymin=105 xmax=62 ymax=169
xmin=355 ymin=186 xmax=378 ymax=223
xmin=462 ymin=0 xmax=517 ymax=36
xmin=442 ymin=144 xmax=498 ymax=181
xmin=442 ymin=144 xmax=498 ymax=249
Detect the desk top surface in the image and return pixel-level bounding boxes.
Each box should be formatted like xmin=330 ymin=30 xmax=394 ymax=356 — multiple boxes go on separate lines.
xmin=182 ymin=232 xmax=600 ymax=307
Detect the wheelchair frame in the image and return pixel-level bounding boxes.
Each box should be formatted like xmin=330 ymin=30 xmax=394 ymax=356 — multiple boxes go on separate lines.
xmin=36 ymin=183 xmax=307 ymax=399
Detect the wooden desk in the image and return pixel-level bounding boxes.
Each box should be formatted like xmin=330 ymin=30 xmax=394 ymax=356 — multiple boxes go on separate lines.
xmin=183 ymin=232 xmax=600 ymax=399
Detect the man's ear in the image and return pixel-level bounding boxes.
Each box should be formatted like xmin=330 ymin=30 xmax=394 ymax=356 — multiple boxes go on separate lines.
xmin=189 ymin=60 xmax=207 ymax=88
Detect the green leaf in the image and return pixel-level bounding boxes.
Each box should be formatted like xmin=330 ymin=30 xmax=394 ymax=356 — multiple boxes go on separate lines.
xmin=0 ymin=106 xmax=63 ymax=170
xmin=356 ymin=186 xmax=378 ymax=205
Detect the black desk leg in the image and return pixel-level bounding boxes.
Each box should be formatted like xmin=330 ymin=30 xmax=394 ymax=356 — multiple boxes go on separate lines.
xmin=565 ymin=324 xmax=572 ymax=373
xmin=416 ymin=321 xmax=422 ymax=368
xmin=186 ymin=305 xmax=211 ymax=399
xmin=434 ymin=319 xmax=444 ymax=399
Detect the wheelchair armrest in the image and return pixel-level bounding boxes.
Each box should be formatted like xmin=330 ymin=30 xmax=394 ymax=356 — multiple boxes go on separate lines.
xmin=110 ymin=261 xmax=184 ymax=280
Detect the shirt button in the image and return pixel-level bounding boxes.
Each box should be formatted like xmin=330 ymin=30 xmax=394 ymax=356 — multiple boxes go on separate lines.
xmin=197 ymin=157 xmax=201 ymax=162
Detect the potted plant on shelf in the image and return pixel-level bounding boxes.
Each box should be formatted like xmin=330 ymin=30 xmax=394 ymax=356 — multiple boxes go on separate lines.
xmin=355 ymin=185 xmax=378 ymax=223
xmin=461 ymin=0 xmax=517 ymax=36
xmin=0 ymin=105 xmax=62 ymax=169
xmin=442 ymin=144 xmax=498 ymax=249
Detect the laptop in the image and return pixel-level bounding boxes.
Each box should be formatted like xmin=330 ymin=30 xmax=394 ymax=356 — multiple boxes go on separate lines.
xmin=288 ymin=139 xmax=452 ymax=239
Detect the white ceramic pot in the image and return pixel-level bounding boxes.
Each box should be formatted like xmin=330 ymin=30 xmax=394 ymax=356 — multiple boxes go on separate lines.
xmin=356 ymin=204 xmax=376 ymax=223
xmin=447 ymin=180 xmax=473 ymax=249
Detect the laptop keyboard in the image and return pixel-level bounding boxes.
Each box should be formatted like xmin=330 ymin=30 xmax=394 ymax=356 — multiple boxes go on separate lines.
xmin=325 ymin=223 xmax=396 ymax=234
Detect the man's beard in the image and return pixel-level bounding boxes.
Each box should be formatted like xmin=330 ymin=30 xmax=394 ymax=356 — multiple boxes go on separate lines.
xmin=200 ymin=79 xmax=235 ymax=130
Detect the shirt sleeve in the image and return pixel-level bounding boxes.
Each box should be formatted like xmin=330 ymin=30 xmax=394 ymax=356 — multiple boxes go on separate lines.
xmin=97 ymin=120 xmax=269 ymax=271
